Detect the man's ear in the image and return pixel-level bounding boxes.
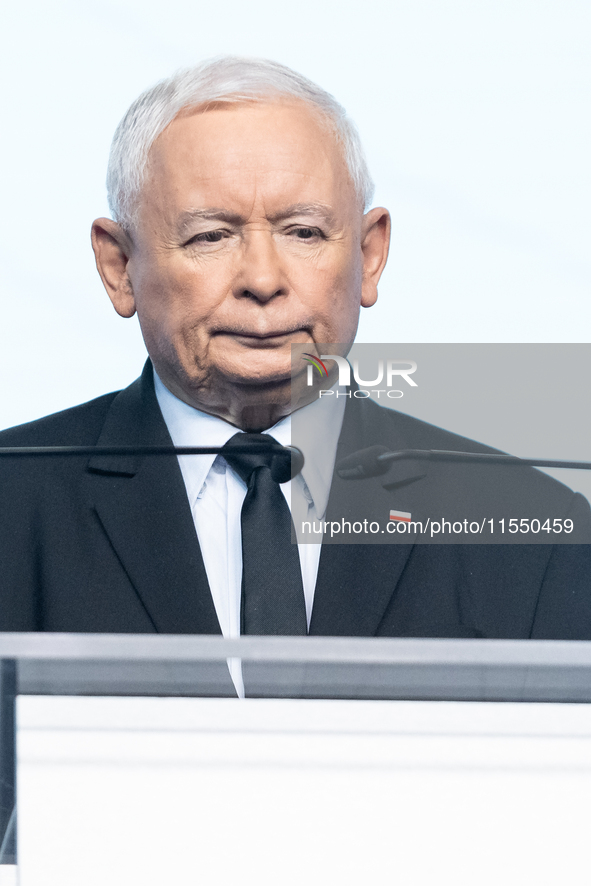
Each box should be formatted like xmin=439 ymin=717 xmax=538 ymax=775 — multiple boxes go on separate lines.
xmin=360 ymin=207 xmax=391 ymax=308
xmin=91 ymin=218 xmax=137 ymax=318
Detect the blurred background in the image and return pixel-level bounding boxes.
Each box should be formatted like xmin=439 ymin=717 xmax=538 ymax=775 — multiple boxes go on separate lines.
xmin=0 ymin=0 xmax=589 ymax=429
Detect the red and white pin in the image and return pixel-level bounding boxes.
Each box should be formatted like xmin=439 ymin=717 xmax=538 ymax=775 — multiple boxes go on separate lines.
xmin=389 ymin=509 xmax=412 ymax=523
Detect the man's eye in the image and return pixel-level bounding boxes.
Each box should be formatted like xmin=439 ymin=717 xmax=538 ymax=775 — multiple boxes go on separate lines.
xmin=188 ymin=230 xmax=225 ymax=244
xmin=293 ymin=227 xmax=321 ymax=239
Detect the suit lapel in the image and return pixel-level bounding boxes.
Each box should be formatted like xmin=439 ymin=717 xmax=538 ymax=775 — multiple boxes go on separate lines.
xmin=86 ymin=362 xmax=221 ymax=635
xmin=310 ymin=395 xmax=418 ymax=636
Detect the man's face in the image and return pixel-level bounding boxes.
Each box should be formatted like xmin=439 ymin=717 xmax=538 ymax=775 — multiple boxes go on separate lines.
xmin=94 ymin=99 xmax=389 ymax=425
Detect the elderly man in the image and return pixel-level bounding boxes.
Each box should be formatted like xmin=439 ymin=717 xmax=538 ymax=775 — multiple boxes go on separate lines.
xmin=0 ymin=57 xmax=590 ymax=638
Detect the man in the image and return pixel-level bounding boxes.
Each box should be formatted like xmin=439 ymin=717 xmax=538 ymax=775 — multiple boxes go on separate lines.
xmin=0 ymin=57 xmax=590 ymax=638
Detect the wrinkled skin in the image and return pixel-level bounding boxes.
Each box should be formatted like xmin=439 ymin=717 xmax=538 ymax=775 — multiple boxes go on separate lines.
xmin=92 ymin=99 xmax=390 ymax=430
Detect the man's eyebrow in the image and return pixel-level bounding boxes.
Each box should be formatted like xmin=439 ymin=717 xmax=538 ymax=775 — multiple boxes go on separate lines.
xmin=176 ymin=208 xmax=244 ymax=233
xmin=176 ymin=203 xmax=337 ymax=233
xmin=267 ymin=203 xmax=337 ymax=225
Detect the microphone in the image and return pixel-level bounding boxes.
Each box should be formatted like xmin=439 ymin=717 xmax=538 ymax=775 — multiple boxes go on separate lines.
xmin=337 ymin=447 xmax=591 ymax=480
xmin=0 ymin=443 xmax=305 ymax=482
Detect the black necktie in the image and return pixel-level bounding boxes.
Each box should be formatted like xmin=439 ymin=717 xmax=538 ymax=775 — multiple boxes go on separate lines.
xmin=221 ymin=433 xmax=307 ymax=635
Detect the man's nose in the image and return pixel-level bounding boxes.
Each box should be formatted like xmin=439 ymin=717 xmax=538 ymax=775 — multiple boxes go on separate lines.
xmin=234 ymin=231 xmax=288 ymax=302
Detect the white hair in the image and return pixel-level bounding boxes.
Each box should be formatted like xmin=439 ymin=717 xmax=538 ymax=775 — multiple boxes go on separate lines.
xmin=106 ymin=56 xmax=375 ymax=230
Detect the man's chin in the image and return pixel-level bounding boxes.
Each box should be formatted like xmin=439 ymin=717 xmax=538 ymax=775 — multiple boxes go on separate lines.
xmin=214 ymin=353 xmax=296 ymax=390
xmin=221 ymin=367 xmax=293 ymax=392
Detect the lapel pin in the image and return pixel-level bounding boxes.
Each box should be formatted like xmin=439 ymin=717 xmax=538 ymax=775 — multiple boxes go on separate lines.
xmin=389 ymin=509 xmax=412 ymax=523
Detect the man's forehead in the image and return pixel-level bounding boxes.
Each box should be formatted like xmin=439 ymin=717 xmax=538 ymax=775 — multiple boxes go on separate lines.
xmin=149 ymin=99 xmax=348 ymax=185
xmin=142 ymin=100 xmax=358 ymax=226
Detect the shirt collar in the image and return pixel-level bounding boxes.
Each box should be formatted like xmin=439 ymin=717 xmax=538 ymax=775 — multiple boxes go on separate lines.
xmin=154 ymin=371 xmax=345 ymax=517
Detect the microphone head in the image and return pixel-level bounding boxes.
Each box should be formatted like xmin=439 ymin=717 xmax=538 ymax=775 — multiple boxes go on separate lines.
xmin=271 ymin=445 xmax=305 ymax=483
xmin=337 ymin=445 xmax=391 ymax=479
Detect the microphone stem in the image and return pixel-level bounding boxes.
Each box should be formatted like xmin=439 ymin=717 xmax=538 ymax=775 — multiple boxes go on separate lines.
xmin=378 ymin=449 xmax=591 ymax=471
xmin=0 ymin=444 xmax=295 ymax=458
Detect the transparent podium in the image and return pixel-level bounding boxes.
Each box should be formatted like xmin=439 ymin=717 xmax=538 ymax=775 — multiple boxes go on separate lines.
xmin=2 ymin=634 xmax=591 ymax=886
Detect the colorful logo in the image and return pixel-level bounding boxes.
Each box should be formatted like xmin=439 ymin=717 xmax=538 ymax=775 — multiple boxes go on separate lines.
xmin=302 ymin=353 xmax=329 ymax=377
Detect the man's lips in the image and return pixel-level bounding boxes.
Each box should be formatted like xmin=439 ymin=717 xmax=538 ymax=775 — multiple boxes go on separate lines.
xmin=215 ymin=329 xmax=308 ymax=345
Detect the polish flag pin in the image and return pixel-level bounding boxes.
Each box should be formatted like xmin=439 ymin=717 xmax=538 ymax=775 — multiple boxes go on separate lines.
xmin=390 ymin=509 xmax=412 ymax=522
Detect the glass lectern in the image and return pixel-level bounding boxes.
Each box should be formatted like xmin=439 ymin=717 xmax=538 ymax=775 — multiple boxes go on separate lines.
xmin=2 ymin=634 xmax=591 ymax=885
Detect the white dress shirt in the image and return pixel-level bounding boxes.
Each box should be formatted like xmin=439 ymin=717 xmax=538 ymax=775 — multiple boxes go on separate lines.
xmin=153 ymin=372 xmax=346 ymax=639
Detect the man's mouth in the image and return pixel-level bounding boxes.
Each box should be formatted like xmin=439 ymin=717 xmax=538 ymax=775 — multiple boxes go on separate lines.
xmin=217 ymin=329 xmax=308 ymax=346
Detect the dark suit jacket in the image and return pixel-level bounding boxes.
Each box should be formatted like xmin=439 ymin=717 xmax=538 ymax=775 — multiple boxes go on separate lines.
xmin=1 ymin=361 xmax=590 ymax=638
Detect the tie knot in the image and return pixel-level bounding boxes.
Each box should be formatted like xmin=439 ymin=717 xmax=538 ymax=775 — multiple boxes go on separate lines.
xmin=222 ymin=433 xmax=300 ymax=485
